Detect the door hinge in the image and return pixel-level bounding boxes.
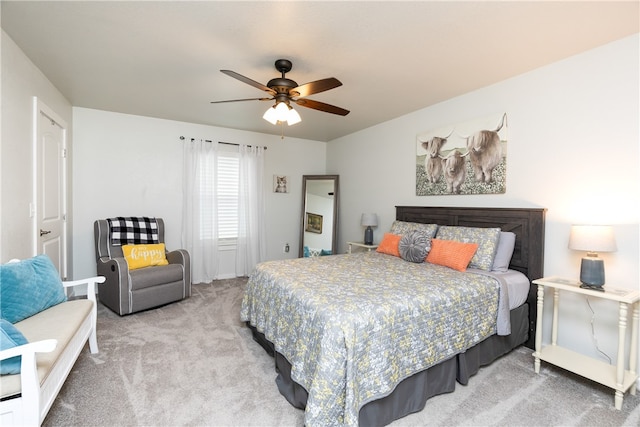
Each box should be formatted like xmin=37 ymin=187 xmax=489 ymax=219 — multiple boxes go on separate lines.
xmin=62 ymin=148 xmax=67 ymax=158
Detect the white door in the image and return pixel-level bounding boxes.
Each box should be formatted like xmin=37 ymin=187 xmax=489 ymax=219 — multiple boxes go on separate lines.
xmin=34 ymin=99 xmax=67 ymax=279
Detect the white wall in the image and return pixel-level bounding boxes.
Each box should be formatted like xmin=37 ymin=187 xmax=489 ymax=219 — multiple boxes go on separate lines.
xmin=72 ymin=107 xmax=326 ymax=279
xmin=328 ymin=35 xmax=639 ymax=366
xmin=0 ymin=30 xmax=73 ymax=265
xmin=303 ymin=193 xmax=334 ymax=251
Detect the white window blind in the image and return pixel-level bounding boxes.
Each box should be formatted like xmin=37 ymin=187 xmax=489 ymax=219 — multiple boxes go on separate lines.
xmin=199 ymin=152 xmax=239 ymax=241
xmin=217 ymin=154 xmax=239 ymax=241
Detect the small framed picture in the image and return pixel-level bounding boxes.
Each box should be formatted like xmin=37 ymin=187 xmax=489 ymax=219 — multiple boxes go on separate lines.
xmin=305 ymin=212 xmax=323 ymax=234
xmin=273 ymin=175 xmax=289 ymax=193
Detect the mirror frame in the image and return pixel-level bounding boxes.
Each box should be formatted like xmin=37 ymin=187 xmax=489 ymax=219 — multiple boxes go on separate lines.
xmin=299 ymin=175 xmax=339 ymax=257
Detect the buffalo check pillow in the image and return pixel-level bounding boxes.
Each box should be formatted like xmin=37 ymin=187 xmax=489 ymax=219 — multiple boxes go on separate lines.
xmin=108 ymin=217 xmax=160 ymax=246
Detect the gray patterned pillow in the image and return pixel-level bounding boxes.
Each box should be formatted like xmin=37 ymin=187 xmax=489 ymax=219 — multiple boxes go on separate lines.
xmin=389 ymin=221 xmax=438 ymax=238
xmin=435 ymin=226 xmax=501 ymax=270
xmin=399 ymin=231 xmax=431 ymax=263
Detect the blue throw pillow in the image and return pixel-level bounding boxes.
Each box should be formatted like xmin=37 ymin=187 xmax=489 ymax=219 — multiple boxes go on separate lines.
xmin=320 ymin=249 xmax=332 ymax=256
xmin=0 ymin=319 xmax=28 ymax=374
xmin=0 ymin=255 xmax=67 ymax=324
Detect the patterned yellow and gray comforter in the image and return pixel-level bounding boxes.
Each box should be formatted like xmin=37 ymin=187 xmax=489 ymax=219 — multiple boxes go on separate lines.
xmin=240 ymin=252 xmax=502 ymax=427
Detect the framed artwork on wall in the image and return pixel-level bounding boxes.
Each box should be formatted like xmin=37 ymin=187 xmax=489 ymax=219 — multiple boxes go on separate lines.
xmin=305 ymin=212 xmax=323 ymax=234
xmin=415 ymin=112 xmax=508 ymax=196
xmin=273 ymin=175 xmax=289 ymax=193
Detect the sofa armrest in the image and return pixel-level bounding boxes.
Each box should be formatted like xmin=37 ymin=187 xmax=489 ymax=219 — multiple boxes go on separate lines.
xmin=0 ymin=339 xmax=57 ymax=417
xmin=0 ymin=338 xmax=57 ymax=361
xmin=62 ymin=276 xmax=104 ymax=353
xmin=63 ymin=275 xmax=105 ymax=303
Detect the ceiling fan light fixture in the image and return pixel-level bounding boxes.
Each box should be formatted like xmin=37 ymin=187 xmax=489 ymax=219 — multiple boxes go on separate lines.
xmin=286 ymin=106 xmax=301 ymax=125
xmin=275 ymin=101 xmax=290 ymax=121
xmin=262 ymin=105 xmax=279 ymax=125
xmin=263 ymin=102 xmax=302 ymax=126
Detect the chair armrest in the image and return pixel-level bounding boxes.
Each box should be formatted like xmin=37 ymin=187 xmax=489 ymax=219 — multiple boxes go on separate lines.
xmin=166 ymin=249 xmax=191 ymax=297
xmin=96 ymin=256 xmax=129 ymax=278
xmin=166 ymin=249 xmax=189 ymax=266
xmin=96 ymin=257 xmax=130 ymax=315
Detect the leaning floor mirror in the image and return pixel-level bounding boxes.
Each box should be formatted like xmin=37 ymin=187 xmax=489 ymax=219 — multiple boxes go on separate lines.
xmin=299 ymin=175 xmax=339 ymax=258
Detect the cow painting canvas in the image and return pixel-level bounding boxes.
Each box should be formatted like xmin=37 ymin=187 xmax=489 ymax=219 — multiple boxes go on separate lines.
xmin=416 ymin=113 xmax=508 ymax=196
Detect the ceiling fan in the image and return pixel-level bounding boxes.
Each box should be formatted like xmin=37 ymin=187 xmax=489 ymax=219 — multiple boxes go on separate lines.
xmin=211 ymin=59 xmax=349 ymax=125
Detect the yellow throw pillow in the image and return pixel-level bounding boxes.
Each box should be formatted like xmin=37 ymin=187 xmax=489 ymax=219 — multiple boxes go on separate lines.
xmin=122 ymin=243 xmax=169 ymax=270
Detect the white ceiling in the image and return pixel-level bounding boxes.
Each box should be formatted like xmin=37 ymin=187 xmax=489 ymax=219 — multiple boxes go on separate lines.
xmin=2 ymin=1 xmax=638 ymax=142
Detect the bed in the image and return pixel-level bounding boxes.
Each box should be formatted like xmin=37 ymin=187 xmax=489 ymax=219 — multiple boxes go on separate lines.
xmin=241 ymin=206 xmax=546 ymax=426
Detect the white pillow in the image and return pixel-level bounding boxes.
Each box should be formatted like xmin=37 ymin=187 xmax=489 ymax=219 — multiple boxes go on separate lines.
xmin=491 ymin=232 xmax=516 ymax=272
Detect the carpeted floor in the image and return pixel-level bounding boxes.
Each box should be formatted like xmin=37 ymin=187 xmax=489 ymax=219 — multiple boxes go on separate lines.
xmin=43 ymin=278 xmax=639 ymax=426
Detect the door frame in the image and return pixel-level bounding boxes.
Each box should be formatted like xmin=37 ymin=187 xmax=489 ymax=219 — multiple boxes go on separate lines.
xmin=32 ymin=97 xmax=69 ymax=278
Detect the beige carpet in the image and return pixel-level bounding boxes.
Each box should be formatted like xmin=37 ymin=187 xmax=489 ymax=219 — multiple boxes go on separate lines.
xmin=43 ymin=278 xmax=640 ymax=426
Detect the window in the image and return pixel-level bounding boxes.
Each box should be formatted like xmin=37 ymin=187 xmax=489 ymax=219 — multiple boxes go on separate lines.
xmin=217 ymin=154 xmax=239 ymax=241
xmin=199 ymin=152 xmax=239 ymax=242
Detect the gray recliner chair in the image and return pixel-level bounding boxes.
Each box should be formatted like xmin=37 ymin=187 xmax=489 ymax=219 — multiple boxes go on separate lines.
xmin=94 ymin=217 xmax=191 ymax=315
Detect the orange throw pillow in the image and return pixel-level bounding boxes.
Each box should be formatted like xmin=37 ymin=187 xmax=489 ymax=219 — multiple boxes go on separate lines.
xmin=426 ymin=239 xmax=479 ymax=271
xmin=376 ymin=233 xmax=402 ymax=257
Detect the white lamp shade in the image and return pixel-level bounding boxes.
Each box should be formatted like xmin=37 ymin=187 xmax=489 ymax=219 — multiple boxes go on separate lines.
xmin=361 ymin=213 xmax=378 ymax=227
xmin=568 ymin=225 xmax=617 ymax=253
xmin=287 ymin=107 xmax=301 ymax=125
xmin=263 ymin=103 xmax=302 ymax=126
xmin=274 ymin=102 xmax=289 ymax=121
xmin=263 ymin=106 xmax=279 ymax=124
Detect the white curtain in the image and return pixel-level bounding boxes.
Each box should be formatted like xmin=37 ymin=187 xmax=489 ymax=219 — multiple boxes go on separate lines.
xmin=182 ymin=139 xmax=219 ymax=284
xmin=235 ymin=144 xmax=266 ymax=276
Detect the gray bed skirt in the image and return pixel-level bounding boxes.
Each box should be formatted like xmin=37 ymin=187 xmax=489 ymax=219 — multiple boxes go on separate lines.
xmin=247 ymin=303 xmax=529 ymax=427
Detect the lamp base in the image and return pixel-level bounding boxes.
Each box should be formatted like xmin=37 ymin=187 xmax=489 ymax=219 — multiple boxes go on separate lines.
xmin=364 ymin=226 xmax=373 ymax=245
xmin=579 ymin=283 xmax=605 ymax=292
xmin=579 ymin=256 xmax=605 ymax=287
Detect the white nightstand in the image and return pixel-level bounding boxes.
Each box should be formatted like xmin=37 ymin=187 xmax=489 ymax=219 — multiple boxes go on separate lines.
xmin=532 ymin=276 xmax=639 ymax=410
xmin=347 ymin=241 xmax=379 ymax=254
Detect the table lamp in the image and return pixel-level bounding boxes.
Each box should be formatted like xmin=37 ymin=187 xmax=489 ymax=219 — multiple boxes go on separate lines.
xmin=361 ymin=213 xmax=378 ymax=245
xmin=568 ymin=225 xmax=617 ymax=289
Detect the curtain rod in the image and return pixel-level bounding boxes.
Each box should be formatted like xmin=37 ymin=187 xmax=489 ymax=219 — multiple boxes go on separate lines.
xmin=179 ymin=136 xmax=266 ymax=150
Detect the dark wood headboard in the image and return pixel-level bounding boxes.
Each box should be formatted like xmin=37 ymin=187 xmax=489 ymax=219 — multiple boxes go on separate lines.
xmin=395 ymin=206 xmax=546 ymax=349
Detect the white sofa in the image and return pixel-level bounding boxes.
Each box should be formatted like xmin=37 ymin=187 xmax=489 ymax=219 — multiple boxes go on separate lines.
xmin=0 ymin=275 xmax=105 ymax=426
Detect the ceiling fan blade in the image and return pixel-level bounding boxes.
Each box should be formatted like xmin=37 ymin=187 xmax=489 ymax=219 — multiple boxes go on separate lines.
xmin=220 ymin=70 xmax=277 ymax=96
xmin=210 ymin=97 xmax=272 ymax=104
xmin=293 ymin=78 xmax=342 ymax=98
xmin=294 ymin=98 xmax=350 ymax=116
